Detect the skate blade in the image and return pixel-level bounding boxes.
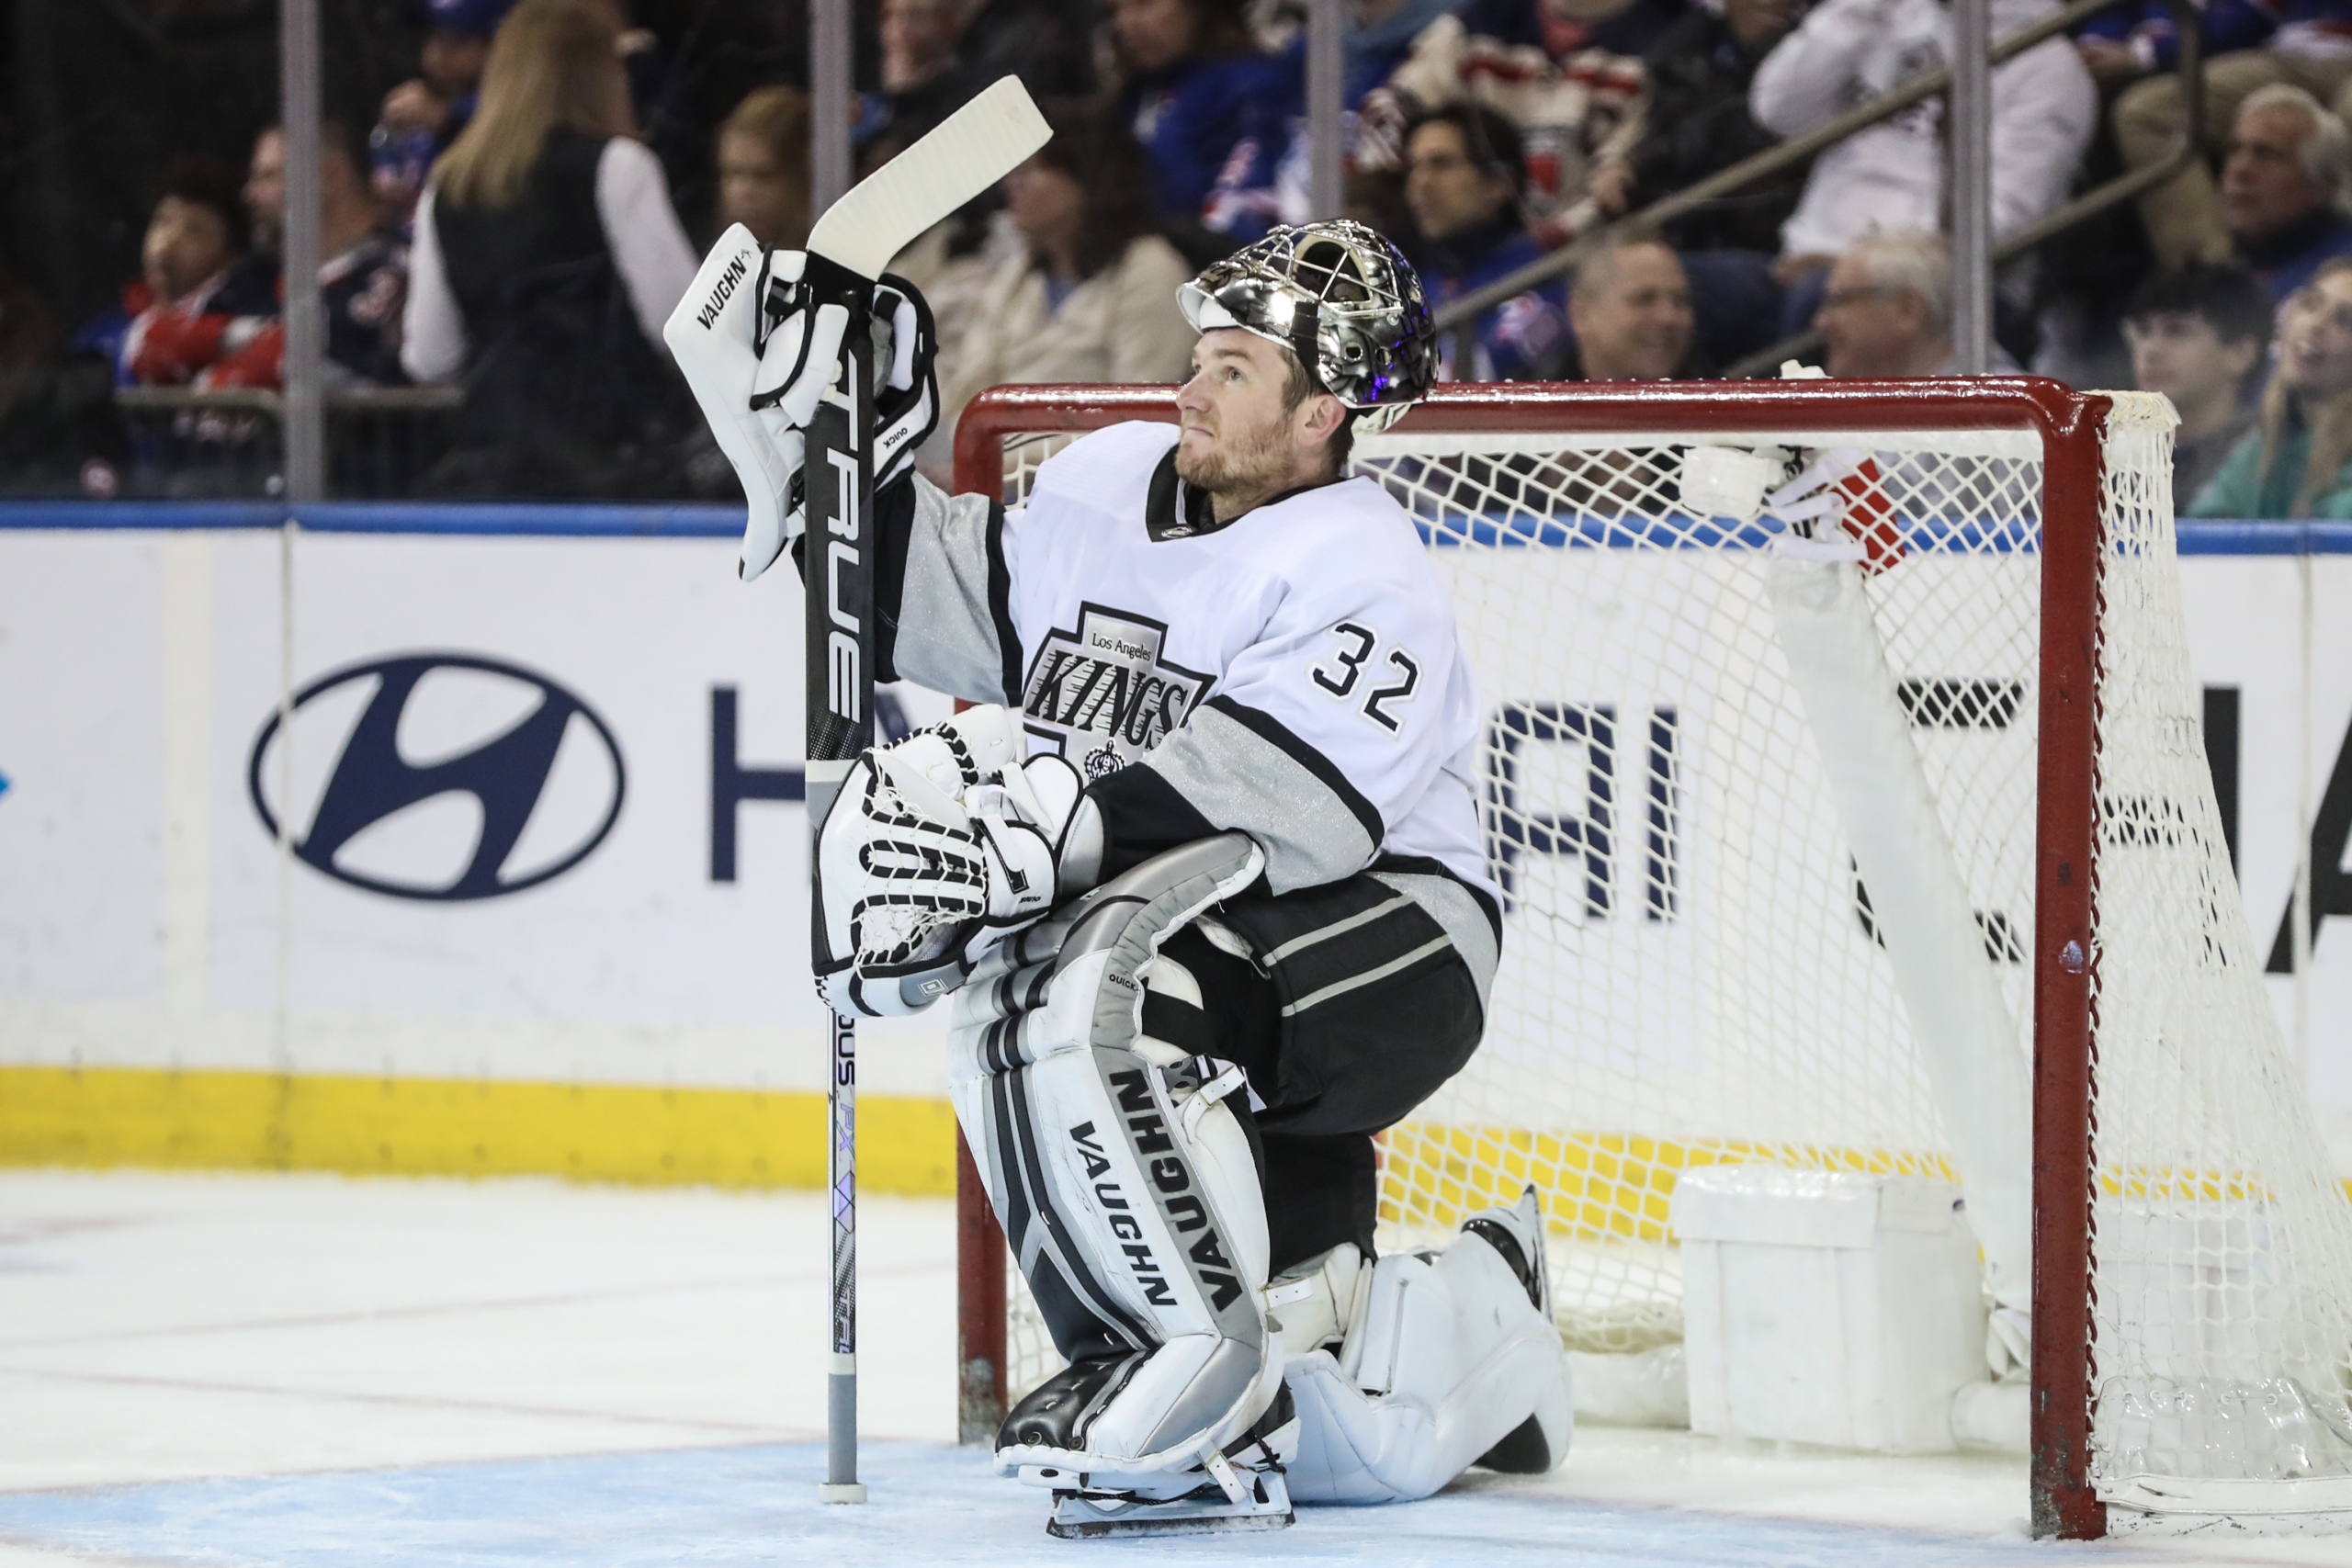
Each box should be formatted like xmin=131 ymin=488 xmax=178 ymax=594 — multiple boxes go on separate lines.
xmin=1046 ymin=1472 xmax=1294 ymax=1539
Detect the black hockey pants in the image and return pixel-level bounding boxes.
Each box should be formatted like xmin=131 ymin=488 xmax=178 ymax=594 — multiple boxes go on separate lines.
xmin=1142 ymin=867 xmax=1487 ymax=1275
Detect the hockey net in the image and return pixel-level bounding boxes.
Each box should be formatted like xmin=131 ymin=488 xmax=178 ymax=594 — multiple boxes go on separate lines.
xmin=947 ymin=380 xmax=2352 ymax=1536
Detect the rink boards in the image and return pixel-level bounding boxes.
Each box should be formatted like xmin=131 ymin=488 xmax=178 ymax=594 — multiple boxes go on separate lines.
xmin=0 ymin=507 xmax=2346 ymax=1188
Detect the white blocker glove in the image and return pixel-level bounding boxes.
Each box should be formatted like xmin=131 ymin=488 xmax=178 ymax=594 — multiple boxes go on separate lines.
xmin=812 ymin=705 xmax=1103 ymax=1018
xmin=662 ymin=226 xmax=939 ymax=585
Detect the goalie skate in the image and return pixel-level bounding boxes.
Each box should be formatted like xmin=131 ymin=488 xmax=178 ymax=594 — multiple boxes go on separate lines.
xmin=1042 ymin=1465 xmax=1294 ymax=1539
xmin=1026 ymin=1411 xmax=1297 ymax=1540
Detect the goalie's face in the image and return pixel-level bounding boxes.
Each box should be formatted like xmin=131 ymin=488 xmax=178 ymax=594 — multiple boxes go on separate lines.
xmin=1174 ymin=328 xmax=1345 ymax=515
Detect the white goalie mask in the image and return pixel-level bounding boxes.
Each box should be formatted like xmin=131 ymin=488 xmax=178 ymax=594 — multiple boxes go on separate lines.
xmin=1176 ymin=220 xmax=1437 ymax=435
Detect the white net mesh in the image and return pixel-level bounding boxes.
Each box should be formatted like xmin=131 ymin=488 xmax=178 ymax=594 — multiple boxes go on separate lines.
xmin=980 ymin=396 xmax=2352 ymax=1515
xmin=2086 ymin=411 xmax=2352 ymax=1512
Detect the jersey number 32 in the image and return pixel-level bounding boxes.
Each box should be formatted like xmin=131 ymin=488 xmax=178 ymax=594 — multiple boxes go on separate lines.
xmin=1313 ymin=620 xmax=1420 ymax=734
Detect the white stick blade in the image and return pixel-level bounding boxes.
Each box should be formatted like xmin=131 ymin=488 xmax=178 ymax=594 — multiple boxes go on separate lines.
xmin=807 ymin=75 xmax=1050 ymax=281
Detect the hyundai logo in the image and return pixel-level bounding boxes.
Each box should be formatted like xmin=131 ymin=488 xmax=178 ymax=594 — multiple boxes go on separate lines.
xmin=248 ymin=653 xmax=625 ymax=901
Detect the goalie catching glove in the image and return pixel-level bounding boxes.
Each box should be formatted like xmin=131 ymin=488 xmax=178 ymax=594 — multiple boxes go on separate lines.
xmin=662 ymin=223 xmax=939 ymax=583
xmin=813 ymin=705 xmax=1105 ymax=1017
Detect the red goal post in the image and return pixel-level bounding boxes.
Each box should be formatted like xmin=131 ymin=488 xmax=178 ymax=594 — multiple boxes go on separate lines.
xmin=944 ymin=378 xmax=2344 ymax=1540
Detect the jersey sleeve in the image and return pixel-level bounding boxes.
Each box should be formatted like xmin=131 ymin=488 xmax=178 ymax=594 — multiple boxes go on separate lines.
xmin=870 ymin=472 xmax=1023 ymax=706
xmin=1088 ymin=566 xmax=1465 ymax=896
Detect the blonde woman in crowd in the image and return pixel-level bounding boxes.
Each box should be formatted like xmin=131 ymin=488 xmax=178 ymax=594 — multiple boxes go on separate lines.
xmin=715 ymin=86 xmax=813 ymax=250
xmin=2193 ymin=255 xmax=2352 ymax=517
xmin=401 ymin=0 xmax=696 ymax=494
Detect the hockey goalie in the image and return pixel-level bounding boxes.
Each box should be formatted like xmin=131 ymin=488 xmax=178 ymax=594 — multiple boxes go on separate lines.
xmin=673 ymin=218 xmax=1571 ymax=1536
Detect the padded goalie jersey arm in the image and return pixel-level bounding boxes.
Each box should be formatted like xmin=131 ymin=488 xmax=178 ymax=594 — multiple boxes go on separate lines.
xmin=863 ymin=473 xmax=1022 ymax=705
xmin=1088 ymin=577 xmax=1470 ymax=896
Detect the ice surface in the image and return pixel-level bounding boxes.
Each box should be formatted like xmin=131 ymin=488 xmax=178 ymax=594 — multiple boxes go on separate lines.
xmin=0 ymin=1172 xmax=2342 ymax=1566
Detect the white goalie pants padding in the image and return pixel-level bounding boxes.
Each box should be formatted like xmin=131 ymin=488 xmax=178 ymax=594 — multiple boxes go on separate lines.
xmin=1282 ymin=1231 xmax=1573 ymax=1504
xmin=948 ymin=835 xmax=1283 ymax=1478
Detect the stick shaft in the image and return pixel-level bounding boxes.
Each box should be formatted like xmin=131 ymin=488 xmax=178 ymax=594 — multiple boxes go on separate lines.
xmin=828 ymin=1010 xmax=857 ymax=1485
xmin=806 ymin=312 xmax=876 ymax=1496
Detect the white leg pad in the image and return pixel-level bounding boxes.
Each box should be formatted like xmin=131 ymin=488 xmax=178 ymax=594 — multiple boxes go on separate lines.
xmin=950 ymin=836 xmax=1283 ymax=1479
xmin=1283 ymin=1227 xmax=1573 ymax=1503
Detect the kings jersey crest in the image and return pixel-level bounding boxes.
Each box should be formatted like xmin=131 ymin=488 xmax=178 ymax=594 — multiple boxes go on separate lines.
xmin=1020 ymin=604 xmax=1211 ymax=778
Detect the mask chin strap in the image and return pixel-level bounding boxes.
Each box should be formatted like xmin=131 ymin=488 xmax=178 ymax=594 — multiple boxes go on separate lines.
xmin=1285 ymin=310 xmax=1381 ymax=443
xmin=1287 ymin=310 xmax=1326 ymax=396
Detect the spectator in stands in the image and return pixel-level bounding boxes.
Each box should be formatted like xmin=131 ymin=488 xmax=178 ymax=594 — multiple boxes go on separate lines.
xmin=374 ymin=0 xmax=517 ymax=228
xmin=931 ymin=0 xmax=1098 ymax=110
xmin=2075 ymin=0 xmax=2276 ymax=96
xmin=1811 ymin=231 xmax=2021 ymax=378
xmin=1361 ymin=0 xmax=1666 ymax=248
xmin=2214 ymin=87 xmax=2352 ymax=301
xmin=865 ymin=0 xmax=973 ymax=162
xmin=231 ymin=122 xmax=410 ymax=389
xmin=1110 ymin=0 xmax=1296 ymax=245
xmin=1752 ymin=0 xmax=2096 ymax=336
xmin=716 ymin=87 xmax=812 ymax=250
xmin=0 ymin=261 xmax=125 ymax=497
xmin=402 ymin=0 xmax=697 ymax=495
xmin=2191 ymin=255 xmax=2352 ymax=515
xmin=117 ymin=158 xmax=279 ymax=389
xmin=1557 ymin=235 xmax=1700 ymax=379
xmin=2124 ymin=265 xmax=2271 ymax=513
xmin=2111 ymin=1 xmax=2352 ymax=272
xmin=1591 ymin=0 xmax=1809 ymax=366
xmin=927 ymin=114 xmax=1194 ymax=473
xmin=244 ymin=129 xmax=289 ymax=260
xmin=1404 ymin=104 xmax=1569 ymax=379
xmin=858 ymin=0 xmax=1098 ymax=175
xmin=884 ymin=0 xmax=962 ymax=92
xmin=1341 ymin=0 xmax=1476 ymax=113
xmin=381 ymin=0 xmax=514 ymax=152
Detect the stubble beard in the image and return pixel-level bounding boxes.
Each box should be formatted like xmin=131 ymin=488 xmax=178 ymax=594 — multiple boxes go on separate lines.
xmin=1174 ymin=406 xmax=1295 ymax=507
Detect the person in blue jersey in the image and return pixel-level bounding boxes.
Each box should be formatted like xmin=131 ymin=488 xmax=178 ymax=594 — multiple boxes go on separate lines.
xmin=1110 ymin=0 xmax=1299 ymax=245
xmin=2076 ymin=0 xmax=2278 ymax=90
xmin=1402 ymin=103 xmax=1567 ymax=379
xmin=378 ymin=0 xmax=514 ymax=161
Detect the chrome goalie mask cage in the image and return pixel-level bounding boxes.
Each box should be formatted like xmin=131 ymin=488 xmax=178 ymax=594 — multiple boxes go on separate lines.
xmin=1177 ymin=220 xmax=1437 ymax=434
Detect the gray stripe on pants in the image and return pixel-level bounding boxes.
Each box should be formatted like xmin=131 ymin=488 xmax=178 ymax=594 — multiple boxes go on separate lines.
xmin=1261 ymin=893 xmax=1415 ymax=965
xmin=1280 ymin=934 xmax=1453 ymax=1017
xmin=1373 ymin=870 xmax=1499 ymax=1010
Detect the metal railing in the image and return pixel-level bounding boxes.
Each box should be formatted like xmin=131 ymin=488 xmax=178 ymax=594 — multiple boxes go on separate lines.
xmin=111 ymin=384 xmax=463 ymax=500
xmin=1430 ymin=0 xmax=2204 ymax=378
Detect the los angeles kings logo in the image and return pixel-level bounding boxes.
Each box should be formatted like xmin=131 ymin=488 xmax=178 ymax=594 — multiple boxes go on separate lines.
xmin=1019 ymin=604 xmax=1209 ymax=779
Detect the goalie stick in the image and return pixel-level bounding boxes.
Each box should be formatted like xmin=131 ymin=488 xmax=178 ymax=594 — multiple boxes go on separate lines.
xmin=795 ymin=75 xmax=1049 ymax=1506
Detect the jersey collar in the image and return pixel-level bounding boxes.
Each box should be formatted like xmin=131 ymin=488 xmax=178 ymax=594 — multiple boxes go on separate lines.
xmin=1146 ymin=445 xmax=1333 ymax=541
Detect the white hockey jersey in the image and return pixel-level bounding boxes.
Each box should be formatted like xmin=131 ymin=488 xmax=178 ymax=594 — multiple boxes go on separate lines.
xmin=878 ymin=420 xmax=1498 ymax=988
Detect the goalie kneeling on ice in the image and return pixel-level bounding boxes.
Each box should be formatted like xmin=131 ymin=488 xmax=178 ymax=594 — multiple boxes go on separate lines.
xmin=1672 ymin=1167 xmax=1987 ymax=1453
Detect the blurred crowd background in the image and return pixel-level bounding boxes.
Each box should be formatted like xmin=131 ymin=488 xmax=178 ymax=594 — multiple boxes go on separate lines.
xmin=5 ymin=0 xmax=2352 ymax=514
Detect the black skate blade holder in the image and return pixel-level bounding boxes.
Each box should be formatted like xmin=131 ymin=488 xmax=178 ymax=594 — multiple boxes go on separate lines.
xmin=1030 ymin=1463 xmax=1295 ymax=1540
